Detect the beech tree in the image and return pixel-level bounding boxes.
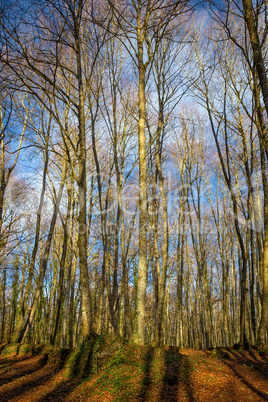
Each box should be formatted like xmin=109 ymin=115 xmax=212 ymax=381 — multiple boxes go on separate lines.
xmin=208 ymin=0 xmax=268 ymax=347
xmin=105 ymin=0 xmax=193 ymax=345
xmin=0 ymin=0 xmax=267 ymax=348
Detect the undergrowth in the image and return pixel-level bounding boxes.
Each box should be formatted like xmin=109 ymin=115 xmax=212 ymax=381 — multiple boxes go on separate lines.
xmin=1 ymin=338 xmax=267 ymax=401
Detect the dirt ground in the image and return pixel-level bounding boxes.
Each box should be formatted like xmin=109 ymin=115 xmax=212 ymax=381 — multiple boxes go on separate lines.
xmin=0 ymin=347 xmax=267 ymax=401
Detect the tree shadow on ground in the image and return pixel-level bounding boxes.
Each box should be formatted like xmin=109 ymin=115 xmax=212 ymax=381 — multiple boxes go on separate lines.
xmin=0 ymin=368 xmax=55 ymax=400
xmin=40 ymin=379 xmax=77 ymax=401
xmin=205 ymin=348 xmax=268 ymax=383
xmin=0 ymin=350 xmax=73 ymax=401
xmin=138 ymin=346 xmax=154 ymax=401
xmin=0 ymin=355 xmax=34 ymax=370
xmin=39 ymin=338 xmax=98 ymax=401
xmin=0 ymin=355 xmax=48 ymax=387
xmin=222 ymin=359 xmax=268 ymax=400
xmin=247 ymin=349 xmax=260 ymax=362
xmin=160 ymin=347 xmax=195 ymax=402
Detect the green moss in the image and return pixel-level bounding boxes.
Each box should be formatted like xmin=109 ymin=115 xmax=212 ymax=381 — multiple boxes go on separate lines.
xmin=64 ymin=339 xmax=95 ymax=379
xmin=32 ymin=344 xmax=45 ymax=355
xmin=64 ymin=335 xmax=128 ymax=380
xmin=258 ymin=347 xmax=268 ymax=357
xmin=17 ymin=344 xmax=32 ymax=355
xmin=40 ymin=346 xmax=71 ymax=368
xmin=210 ymin=348 xmax=231 ymax=359
xmin=210 ymin=348 xmax=218 ymax=358
xmin=1 ymin=344 xmax=19 ymax=356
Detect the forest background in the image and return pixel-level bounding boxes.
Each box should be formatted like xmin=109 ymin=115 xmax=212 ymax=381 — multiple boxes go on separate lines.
xmin=0 ymin=0 xmax=267 ymax=351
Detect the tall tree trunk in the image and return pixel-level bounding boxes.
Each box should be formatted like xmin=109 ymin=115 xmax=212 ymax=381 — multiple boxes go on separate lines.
xmin=243 ymin=0 xmax=268 ymax=155
xmin=74 ymin=3 xmax=93 ymax=338
xmin=133 ymin=1 xmax=148 ymax=345
xmin=18 ymin=160 xmax=67 ymax=343
xmin=257 ymin=133 xmax=268 ymax=347
xmin=0 ymin=269 xmax=6 ymax=343
xmin=253 ymin=73 xmax=268 ymax=347
xmin=50 ymin=204 xmax=70 ymax=345
xmin=154 ymin=100 xmax=169 ymax=346
xmin=13 ymin=143 xmax=49 ymax=343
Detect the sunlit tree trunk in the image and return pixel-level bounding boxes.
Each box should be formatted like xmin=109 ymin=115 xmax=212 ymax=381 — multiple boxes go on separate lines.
xmin=254 ymin=73 xmax=268 ymax=347
xmin=18 ymin=159 xmax=67 ymax=343
xmin=242 ymin=0 xmax=268 ymax=154
xmin=133 ymin=1 xmax=148 ymax=345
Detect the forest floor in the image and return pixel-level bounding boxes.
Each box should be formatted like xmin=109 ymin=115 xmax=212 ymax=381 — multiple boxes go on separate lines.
xmin=0 ymin=344 xmax=267 ymax=401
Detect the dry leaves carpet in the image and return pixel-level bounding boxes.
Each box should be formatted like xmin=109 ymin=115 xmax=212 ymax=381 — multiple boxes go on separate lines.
xmin=0 ymin=344 xmax=267 ymax=401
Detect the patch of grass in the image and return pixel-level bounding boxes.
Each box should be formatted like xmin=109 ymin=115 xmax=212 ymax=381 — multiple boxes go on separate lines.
xmin=65 ymin=334 xmax=127 ymax=380
xmin=17 ymin=344 xmax=32 ymax=355
xmin=94 ymin=362 xmax=139 ymax=400
xmin=210 ymin=348 xmax=231 ymax=360
xmin=64 ymin=339 xmax=94 ymax=379
xmin=106 ymin=349 xmax=126 ymax=368
xmin=0 ymin=343 xmax=45 ymax=357
xmin=1 ymin=344 xmax=19 ymax=356
xmin=81 ymin=344 xmax=157 ymax=401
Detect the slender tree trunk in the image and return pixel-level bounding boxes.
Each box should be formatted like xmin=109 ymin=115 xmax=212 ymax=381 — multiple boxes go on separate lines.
xmin=18 ymin=160 xmax=67 ymax=343
xmin=0 ymin=269 xmax=6 ymax=343
xmin=154 ymin=101 xmax=169 ymax=346
xmin=252 ymin=71 xmax=268 ymax=347
xmin=243 ymin=0 xmax=268 ymax=155
xmin=69 ymin=237 xmax=78 ymax=348
xmin=257 ymin=135 xmax=268 ymax=346
xmin=50 ymin=204 xmax=70 ymax=345
xmin=13 ymin=143 xmax=49 ymax=343
xmin=177 ymin=208 xmax=185 ymax=347
xmin=74 ymin=4 xmax=93 ymax=338
xmin=133 ymin=1 xmax=148 ymax=345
